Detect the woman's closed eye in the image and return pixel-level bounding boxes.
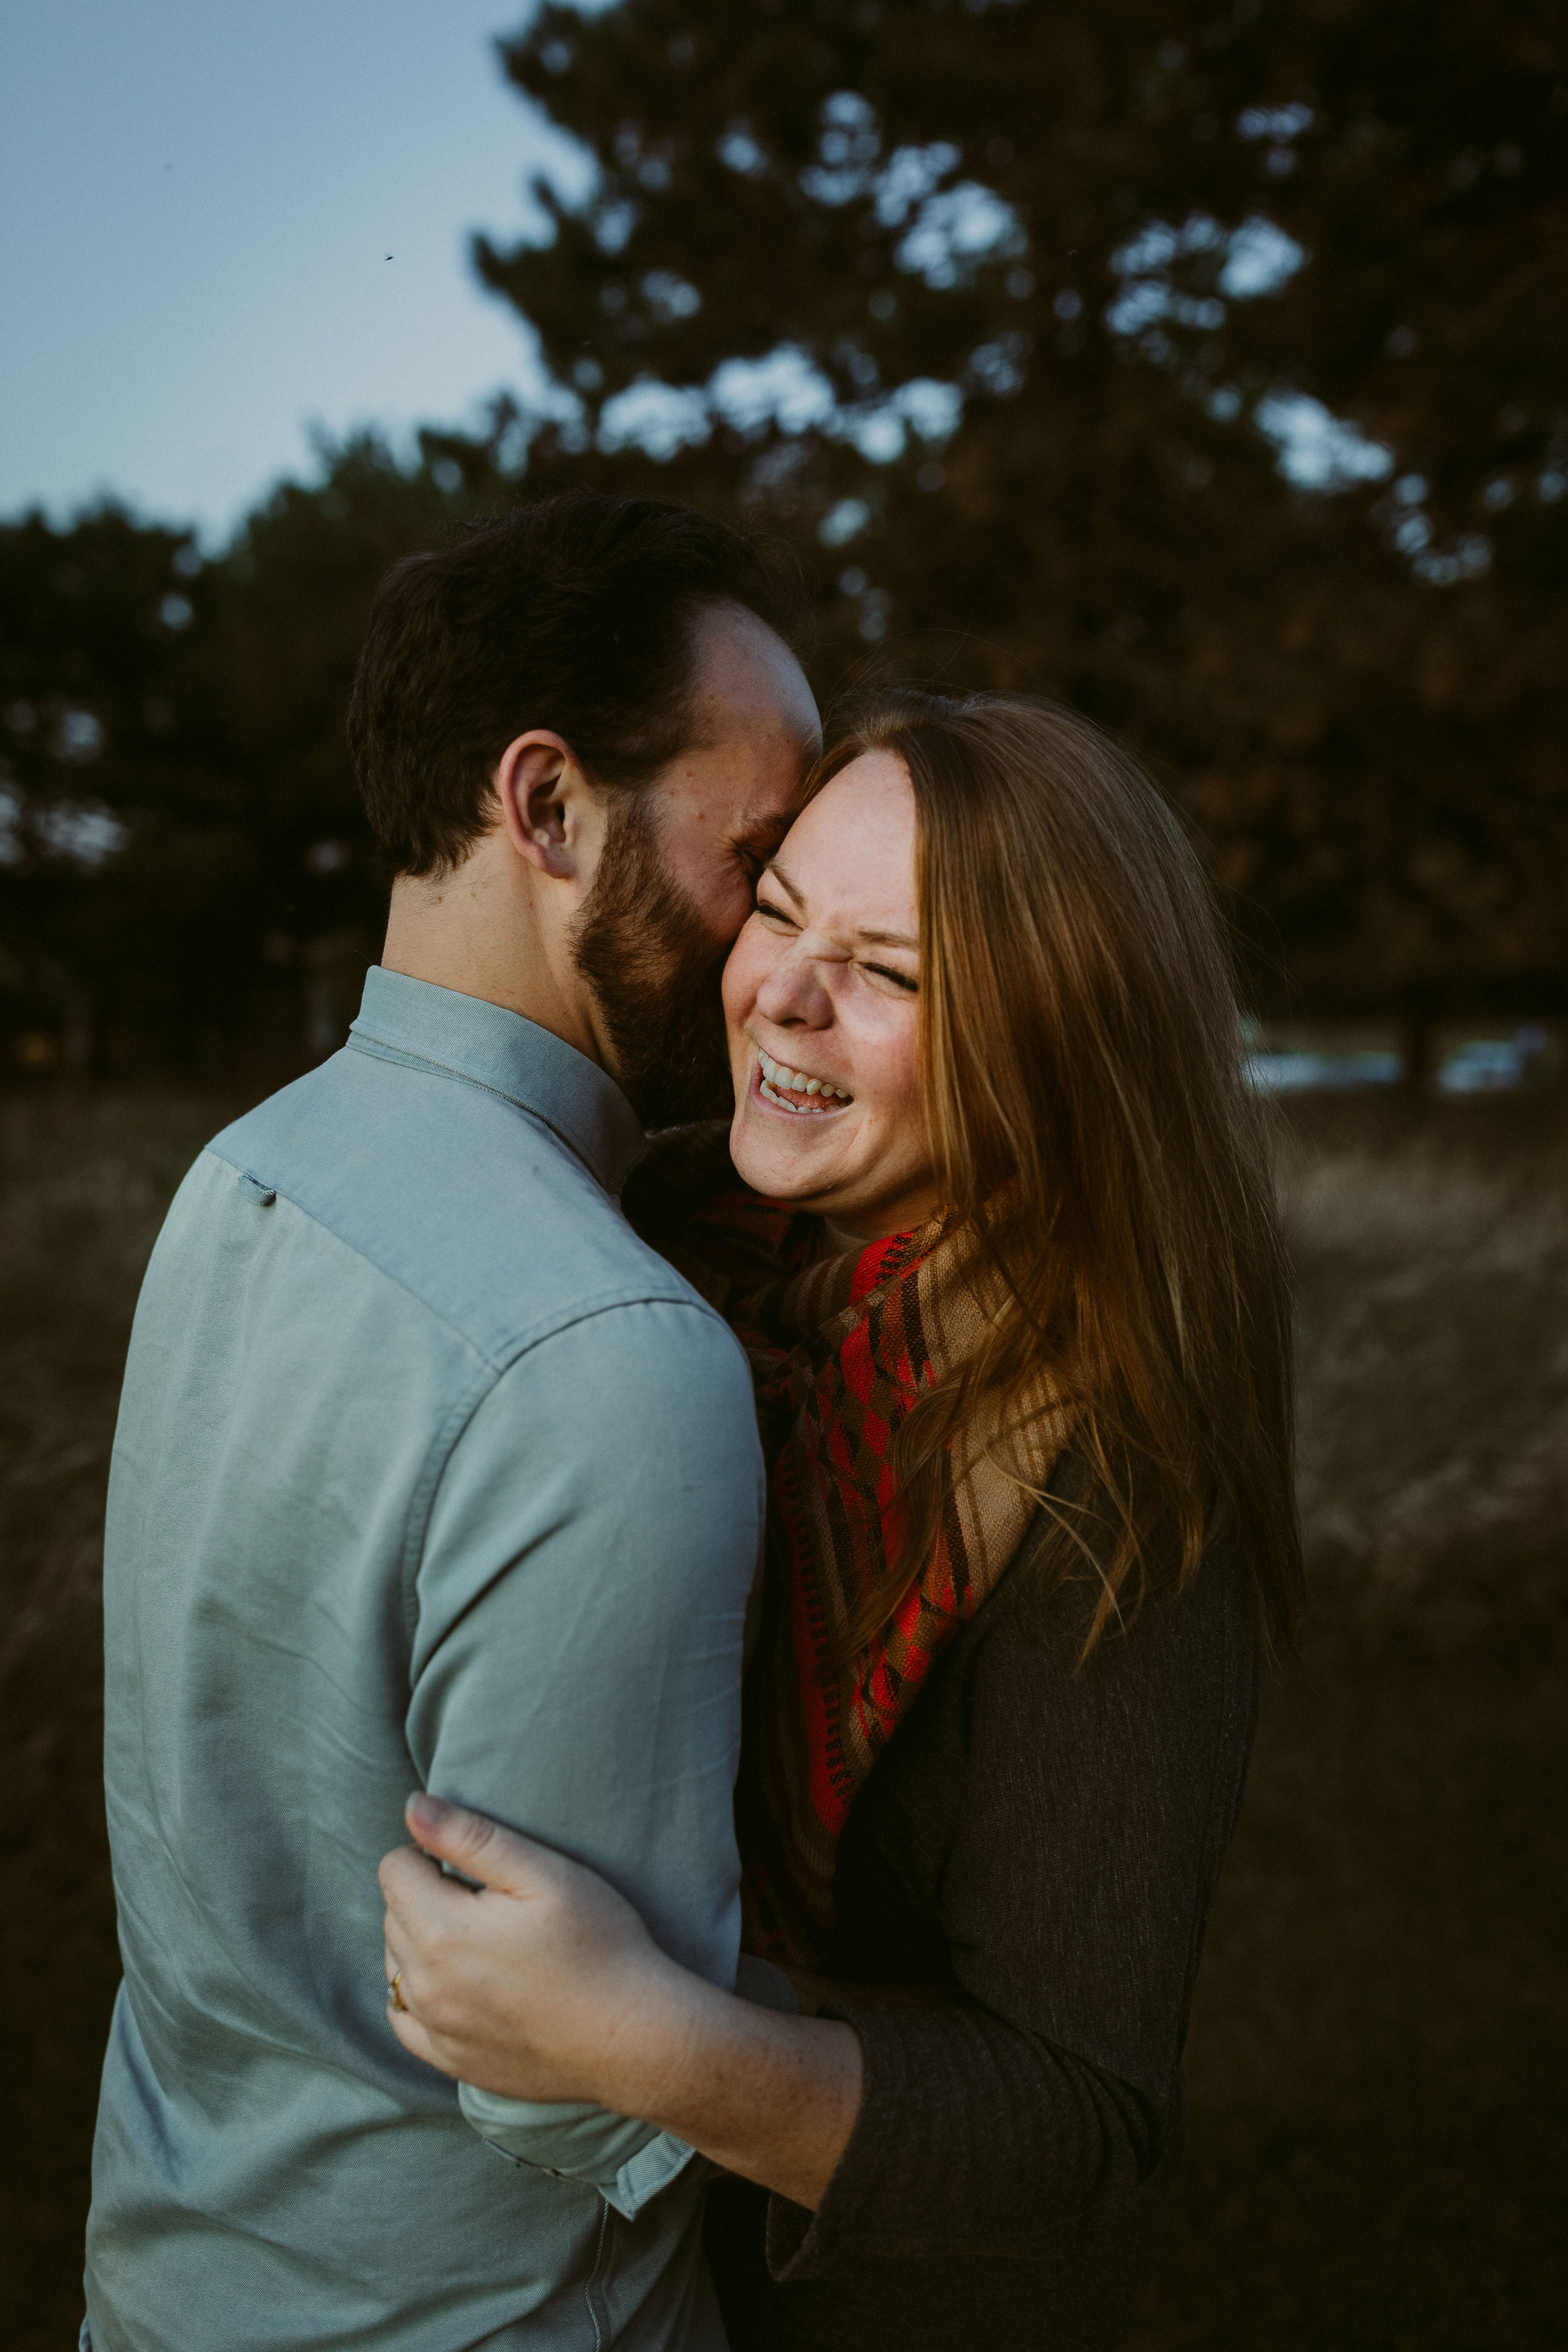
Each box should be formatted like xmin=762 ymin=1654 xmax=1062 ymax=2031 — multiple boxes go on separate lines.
xmin=753 ymin=881 xmax=917 ymax=992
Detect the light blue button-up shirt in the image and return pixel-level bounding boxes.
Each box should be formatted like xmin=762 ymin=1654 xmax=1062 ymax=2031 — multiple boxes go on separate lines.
xmin=85 ymin=968 xmax=766 ymax=2352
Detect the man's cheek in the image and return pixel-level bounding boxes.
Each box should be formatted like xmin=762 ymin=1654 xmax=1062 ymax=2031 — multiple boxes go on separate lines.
xmin=713 ymin=867 xmax=759 ymax=942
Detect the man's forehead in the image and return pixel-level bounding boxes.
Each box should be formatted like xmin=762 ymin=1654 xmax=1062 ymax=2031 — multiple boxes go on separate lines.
xmin=687 ymin=603 xmax=819 ymax=742
xmin=655 ymin=732 xmax=812 ymax=858
xmin=733 ymin=723 xmax=819 ymax=823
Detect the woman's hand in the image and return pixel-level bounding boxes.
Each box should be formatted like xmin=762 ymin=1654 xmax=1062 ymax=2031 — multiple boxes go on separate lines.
xmin=380 ymin=1791 xmax=865 ymax=2209
xmin=380 ymin=1791 xmax=679 ymax=2110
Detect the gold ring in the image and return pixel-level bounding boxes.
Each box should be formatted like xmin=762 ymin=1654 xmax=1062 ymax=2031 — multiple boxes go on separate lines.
xmin=388 ymin=1969 xmax=407 ymax=2013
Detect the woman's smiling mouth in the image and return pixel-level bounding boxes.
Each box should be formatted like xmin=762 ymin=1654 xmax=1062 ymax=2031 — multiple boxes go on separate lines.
xmin=753 ymin=1043 xmax=855 ymax=1115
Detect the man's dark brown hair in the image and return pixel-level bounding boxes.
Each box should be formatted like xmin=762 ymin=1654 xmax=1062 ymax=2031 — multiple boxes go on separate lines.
xmin=348 ymin=491 xmax=812 ymax=877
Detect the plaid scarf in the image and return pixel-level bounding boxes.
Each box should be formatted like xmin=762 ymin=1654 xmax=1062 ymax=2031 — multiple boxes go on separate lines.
xmin=627 ymin=1129 xmax=1061 ymax=1968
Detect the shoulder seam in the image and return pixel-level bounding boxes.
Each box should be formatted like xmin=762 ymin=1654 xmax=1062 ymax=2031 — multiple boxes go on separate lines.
xmin=202 ymin=1144 xmax=492 ymax=1367
xmin=492 ymin=1289 xmax=751 ymax=1378
xmin=202 ymin=1142 xmax=713 ymax=1374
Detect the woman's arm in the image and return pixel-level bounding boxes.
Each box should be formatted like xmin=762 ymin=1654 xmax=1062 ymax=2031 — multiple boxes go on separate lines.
xmin=379 ymin=1793 xmax=862 ymax=2211
xmin=382 ymin=1539 xmax=1258 ymax=2256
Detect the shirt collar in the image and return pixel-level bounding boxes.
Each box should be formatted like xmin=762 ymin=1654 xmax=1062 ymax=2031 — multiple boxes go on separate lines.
xmin=349 ymin=966 xmax=648 ymax=1196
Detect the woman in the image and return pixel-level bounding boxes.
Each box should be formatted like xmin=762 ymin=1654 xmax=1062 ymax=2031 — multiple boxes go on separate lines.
xmin=380 ymin=690 xmax=1302 ymax=2351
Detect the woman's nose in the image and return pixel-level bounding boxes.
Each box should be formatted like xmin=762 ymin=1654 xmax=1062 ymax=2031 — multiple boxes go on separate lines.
xmin=755 ymin=942 xmax=832 ymax=1030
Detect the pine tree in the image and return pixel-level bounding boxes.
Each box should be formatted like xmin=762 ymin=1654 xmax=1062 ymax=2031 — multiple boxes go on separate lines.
xmin=474 ymin=0 xmax=1568 ymax=1045
xmin=0 ymin=436 xmax=512 ymax=1071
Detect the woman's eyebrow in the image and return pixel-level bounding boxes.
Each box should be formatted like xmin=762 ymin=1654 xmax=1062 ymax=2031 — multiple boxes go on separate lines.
xmin=761 ymin=859 xmax=806 ymax=908
xmin=763 ymin=861 xmax=917 ymax=951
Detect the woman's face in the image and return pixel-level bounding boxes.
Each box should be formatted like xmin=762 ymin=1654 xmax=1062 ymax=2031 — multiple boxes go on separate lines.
xmin=722 ymin=751 xmax=940 ymax=1239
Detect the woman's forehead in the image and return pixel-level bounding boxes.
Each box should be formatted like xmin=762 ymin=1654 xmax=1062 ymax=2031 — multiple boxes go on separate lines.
xmin=775 ymin=753 xmax=918 ymax=936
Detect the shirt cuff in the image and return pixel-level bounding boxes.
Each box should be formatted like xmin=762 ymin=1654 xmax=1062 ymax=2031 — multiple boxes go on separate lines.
xmin=606 ymin=2128 xmax=700 ymax=2219
xmin=456 ymin=1960 xmax=797 ymax=2219
xmin=458 ymin=2082 xmax=697 ymax=2219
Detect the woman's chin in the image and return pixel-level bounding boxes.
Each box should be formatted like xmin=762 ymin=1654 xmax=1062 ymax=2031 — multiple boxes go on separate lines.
xmin=728 ymin=1148 xmax=823 ymax=1209
xmin=728 ymin=1113 xmax=839 ymax=1207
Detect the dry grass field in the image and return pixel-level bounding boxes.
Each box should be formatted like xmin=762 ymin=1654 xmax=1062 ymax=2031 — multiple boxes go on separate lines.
xmin=1133 ymin=1096 xmax=1568 ymax=2351
xmin=2 ymin=1086 xmax=1565 ymax=2350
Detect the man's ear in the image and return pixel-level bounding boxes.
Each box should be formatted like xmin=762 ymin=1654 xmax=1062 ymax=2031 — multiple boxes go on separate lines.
xmin=495 ymin=732 xmax=593 ymax=879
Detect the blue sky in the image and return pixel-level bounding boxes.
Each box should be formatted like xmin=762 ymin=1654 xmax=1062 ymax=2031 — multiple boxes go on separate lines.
xmin=0 ymin=1 xmax=593 ymax=541
xmin=0 ymin=4 xmax=1405 ymax=542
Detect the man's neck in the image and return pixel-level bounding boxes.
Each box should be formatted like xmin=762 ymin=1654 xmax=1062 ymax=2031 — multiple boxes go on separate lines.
xmin=380 ymin=860 xmax=607 ymax=1071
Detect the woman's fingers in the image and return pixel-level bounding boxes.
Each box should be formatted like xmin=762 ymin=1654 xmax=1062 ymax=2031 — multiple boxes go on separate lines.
xmin=383 ymin=1910 xmax=426 ymax=2032
xmin=402 ymin=1791 xmax=553 ymax=1896
xmin=385 ymin=1990 xmax=462 ymax=2079
xmin=380 ymin=1859 xmax=459 ymax=2036
xmin=378 ymin=1840 xmax=451 ymax=1933
xmin=382 ymin=1920 xmax=409 ymax=1999
xmin=382 ymin=1911 xmax=470 ymax=2080
xmin=371 ymin=1801 xmax=669 ymax=2107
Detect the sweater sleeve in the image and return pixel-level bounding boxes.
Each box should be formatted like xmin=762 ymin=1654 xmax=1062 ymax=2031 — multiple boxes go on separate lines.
xmin=766 ymin=1543 xmax=1259 ymax=2276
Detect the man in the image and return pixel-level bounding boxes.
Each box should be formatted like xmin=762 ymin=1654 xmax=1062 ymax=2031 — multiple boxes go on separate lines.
xmin=84 ymin=494 xmax=821 ymax=2351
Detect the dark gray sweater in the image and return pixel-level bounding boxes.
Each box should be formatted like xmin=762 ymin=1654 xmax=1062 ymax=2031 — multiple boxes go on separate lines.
xmin=705 ymin=1509 xmax=1260 ymax=2352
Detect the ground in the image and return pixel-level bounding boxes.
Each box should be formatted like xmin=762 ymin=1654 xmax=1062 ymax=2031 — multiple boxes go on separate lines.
xmin=1 ymin=1086 xmax=1564 ymax=2349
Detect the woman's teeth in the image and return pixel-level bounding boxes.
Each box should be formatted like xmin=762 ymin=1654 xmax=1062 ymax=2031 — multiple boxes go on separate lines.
xmin=757 ymin=1049 xmax=853 ymax=1113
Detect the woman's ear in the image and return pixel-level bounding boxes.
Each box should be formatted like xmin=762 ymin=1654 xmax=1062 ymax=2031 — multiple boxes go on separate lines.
xmin=495 ymin=731 xmax=598 ymax=881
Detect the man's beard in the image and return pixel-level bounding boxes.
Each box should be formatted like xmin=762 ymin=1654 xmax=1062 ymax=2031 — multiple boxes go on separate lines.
xmin=570 ymin=795 xmax=736 ymax=1130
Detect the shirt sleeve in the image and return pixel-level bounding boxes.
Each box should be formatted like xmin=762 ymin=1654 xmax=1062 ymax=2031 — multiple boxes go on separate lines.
xmin=404 ymin=1296 xmax=765 ymax=2207
xmin=766 ymin=1546 xmax=1259 ymax=2274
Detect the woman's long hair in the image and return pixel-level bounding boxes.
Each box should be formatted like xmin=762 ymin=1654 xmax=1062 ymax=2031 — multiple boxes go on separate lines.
xmin=818 ymin=690 xmax=1303 ymax=1659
